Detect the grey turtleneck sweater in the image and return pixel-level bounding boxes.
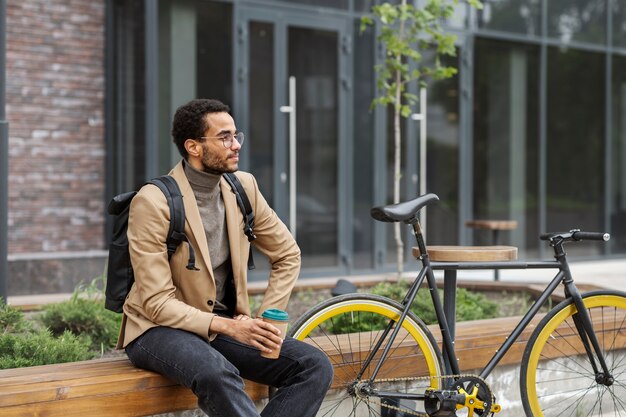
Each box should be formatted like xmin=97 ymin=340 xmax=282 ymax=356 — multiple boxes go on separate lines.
xmin=184 ymin=162 xmax=233 ymax=314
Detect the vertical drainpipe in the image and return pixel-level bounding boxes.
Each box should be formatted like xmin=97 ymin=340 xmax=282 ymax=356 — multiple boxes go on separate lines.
xmin=0 ymin=0 xmax=9 ymax=303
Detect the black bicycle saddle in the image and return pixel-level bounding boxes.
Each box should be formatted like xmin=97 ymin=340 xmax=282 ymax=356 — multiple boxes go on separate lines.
xmin=370 ymin=193 xmax=439 ymax=224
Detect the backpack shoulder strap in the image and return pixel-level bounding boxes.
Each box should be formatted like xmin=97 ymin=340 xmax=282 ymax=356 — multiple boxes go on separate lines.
xmin=223 ymin=173 xmax=256 ymax=270
xmin=223 ymin=173 xmax=256 ymax=242
xmin=147 ymin=176 xmax=199 ymax=271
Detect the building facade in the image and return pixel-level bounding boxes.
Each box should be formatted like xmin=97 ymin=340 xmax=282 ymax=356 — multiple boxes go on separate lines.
xmin=4 ymin=0 xmax=626 ymax=295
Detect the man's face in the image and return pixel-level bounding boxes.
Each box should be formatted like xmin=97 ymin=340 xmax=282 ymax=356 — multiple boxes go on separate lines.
xmin=198 ymin=112 xmax=241 ymax=174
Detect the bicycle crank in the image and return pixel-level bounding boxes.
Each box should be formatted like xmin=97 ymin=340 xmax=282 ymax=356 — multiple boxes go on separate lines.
xmin=349 ymin=373 xmax=501 ymax=417
xmin=452 ymin=376 xmax=501 ymax=416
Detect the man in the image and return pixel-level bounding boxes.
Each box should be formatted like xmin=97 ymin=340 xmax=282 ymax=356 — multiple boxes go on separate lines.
xmin=117 ymin=99 xmax=333 ymax=417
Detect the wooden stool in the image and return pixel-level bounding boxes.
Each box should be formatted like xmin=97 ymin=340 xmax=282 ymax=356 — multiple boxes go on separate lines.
xmin=412 ymin=245 xmax=517 ymax=374
xmin=413 ymin=245 xmax=518 ymax=262
xmin=465 ymin=220 xmax=518 ymax=280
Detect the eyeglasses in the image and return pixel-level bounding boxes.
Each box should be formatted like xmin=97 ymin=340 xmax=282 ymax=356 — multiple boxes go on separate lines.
xmin=196 ymin=131 xmax=245 ymax=148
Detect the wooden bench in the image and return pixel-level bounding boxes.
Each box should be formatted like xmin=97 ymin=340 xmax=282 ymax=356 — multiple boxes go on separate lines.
xmin=0 ymin=317 xmax=534 ymax=416
xmin=2 ymin=310 xmax=623 ymax=416
xmin=0 ymin=356 xmax=268 ymax=417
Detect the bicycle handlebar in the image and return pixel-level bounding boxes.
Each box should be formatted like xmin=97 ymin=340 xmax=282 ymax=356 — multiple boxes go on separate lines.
xmin=540 ymin=230 xmax=610 ymax=242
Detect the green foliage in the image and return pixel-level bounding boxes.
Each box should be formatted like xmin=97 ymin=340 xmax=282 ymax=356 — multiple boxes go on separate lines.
xmin=0 ymin=329 xmax=94 ymax=369
xmin=361 ymin=0 xmax=482 ymax=116
xmin=0 ymin=301 xmax=94 ymax=369
xmin=323 ymin=281 xmax=499 ymax=335
xmin=0 ymin=302 xmax=31 ymax=334
xmin=371 ymin=280 xmax=498 ymax=325
xmin=40 ymin=278 xmax=122 ymax=352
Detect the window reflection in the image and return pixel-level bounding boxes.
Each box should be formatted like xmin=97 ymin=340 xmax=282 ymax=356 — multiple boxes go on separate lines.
xmin=547 ymin=47 xmax=604 ymax=257
xmin=547 ymin=0 xmax=606 ymax=45
xmin=248 ymin=22 xmax=274 ymax=202
xmin=473 ymin=39 xmax=539 ymax=256
xmin=477 ymin=0 xmax=541 ymax=36
xmin=196 ymin=2 xmax=233 ymax=104
xmin=611 ymin=55 xmax=626 ymax=253
xmin=426 ymin=53 xmax=461 ymax=246
xmin=110 ymin=0 xmax=146 ymax=194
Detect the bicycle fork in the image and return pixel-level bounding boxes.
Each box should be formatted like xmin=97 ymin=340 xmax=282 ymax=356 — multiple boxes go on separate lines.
xmin=560 ymin=258 xmax=615 ymax=387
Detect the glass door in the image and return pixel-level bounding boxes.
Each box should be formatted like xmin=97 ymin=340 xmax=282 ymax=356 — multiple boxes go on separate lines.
xmin=235 ymin=6 xmax=351 ymax=273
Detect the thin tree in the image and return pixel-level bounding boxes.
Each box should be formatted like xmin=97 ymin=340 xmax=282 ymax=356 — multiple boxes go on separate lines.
xmin=361 ymin=0 xmax=482 ymax=278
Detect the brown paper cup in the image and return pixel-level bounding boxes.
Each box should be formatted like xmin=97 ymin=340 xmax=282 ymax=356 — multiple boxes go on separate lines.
xmin=260 ymin=318 xmax=288 ymax=359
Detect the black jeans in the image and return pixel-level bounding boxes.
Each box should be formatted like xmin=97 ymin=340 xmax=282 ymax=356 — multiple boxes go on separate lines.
xmin=125 ymin=326 xmax=333 ymax=417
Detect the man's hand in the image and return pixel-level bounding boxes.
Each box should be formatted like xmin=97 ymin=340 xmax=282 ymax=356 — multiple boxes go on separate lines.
xmin=210 ymin=315 xmax=282 ymax=354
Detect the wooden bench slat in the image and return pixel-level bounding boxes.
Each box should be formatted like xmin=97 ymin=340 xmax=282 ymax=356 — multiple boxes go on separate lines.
xmin=0 ymin=357 xmax=268 ymax=415
xmin=0 ymin=386 xmax=198 ymax=417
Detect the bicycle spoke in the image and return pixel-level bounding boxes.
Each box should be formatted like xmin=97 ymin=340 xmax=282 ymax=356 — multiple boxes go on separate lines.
xmin=289 ymin=294 xmax=442 ymax=417
xmin=521 ymin=292 xmax=626 ymax=417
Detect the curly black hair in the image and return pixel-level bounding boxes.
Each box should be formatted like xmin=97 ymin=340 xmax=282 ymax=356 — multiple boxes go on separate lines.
xmin=171 ymin=99 xmax=231 ymax=158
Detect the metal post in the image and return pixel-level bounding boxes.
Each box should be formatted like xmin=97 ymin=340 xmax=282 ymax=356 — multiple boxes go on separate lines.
xmin=0 ymin=0 xmax=9 ymax=303
xmin=145 ymin=0 xmax=159 ymax=179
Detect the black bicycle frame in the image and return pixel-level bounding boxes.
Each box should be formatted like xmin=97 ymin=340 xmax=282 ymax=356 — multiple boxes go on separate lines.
xmin=362 ymin=225 xmax=613 ymax=401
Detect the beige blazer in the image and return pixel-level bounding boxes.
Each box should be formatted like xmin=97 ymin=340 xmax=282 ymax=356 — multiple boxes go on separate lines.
xmin=117 ymin=161 xmax=300 ymax=348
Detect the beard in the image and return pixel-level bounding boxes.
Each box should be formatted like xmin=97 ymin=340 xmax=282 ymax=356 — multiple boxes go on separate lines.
xmin=200 ymin=144 xmax=239 ymax=174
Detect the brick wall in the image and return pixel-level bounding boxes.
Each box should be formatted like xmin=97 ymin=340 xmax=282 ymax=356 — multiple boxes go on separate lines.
xmin=5 ymin=0 xmax=106 ymax=293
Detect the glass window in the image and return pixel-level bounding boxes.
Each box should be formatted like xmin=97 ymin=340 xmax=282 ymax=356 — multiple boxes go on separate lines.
xmin=611 ymin=54 xmax=626 ymax=254
xmin=352 ymin=19 xmax=376 ymax=269
xmin=354 ymin=0 xmax=377 ymax=13
xmin=613 ymin=0 xmax=626 ymax=48
xmin=385 ymin=105 xmax=408 ymax=265
xmin=425 ymin=53 xmax=461 ymax=247
xmin=248 ymin=21 xmax=275 ymax=201
xmin=289 ymin=26 xmax=340 ymax=269
xmin=110 ymin=0 xmax=147 ymax=194
xmin=546 ymin=47 xmax=605 ymax=257
xmin=547 ymin=0 xmax=607 ymax=45
xmin=473 ymin=39 xmax=539 ymax=257
xmin=477 ymin=0 xmax=541 ymax=36
xmin=196 ymin=2 xmax=233 ymax=104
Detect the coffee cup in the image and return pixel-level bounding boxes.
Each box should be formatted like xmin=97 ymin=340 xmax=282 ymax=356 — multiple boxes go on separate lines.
xmin=260 ymin=308 xmax=289 ymax=359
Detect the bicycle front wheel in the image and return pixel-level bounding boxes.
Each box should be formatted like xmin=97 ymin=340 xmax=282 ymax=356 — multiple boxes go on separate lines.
xmin=288 ymin=293 xmax=444 ymax=417
xmin=521 ymin=290 xmax=626 ymax=417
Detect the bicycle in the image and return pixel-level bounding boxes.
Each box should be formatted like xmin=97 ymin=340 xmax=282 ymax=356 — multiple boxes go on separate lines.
xmin=287 ymin=193 xmax=626 ymax=417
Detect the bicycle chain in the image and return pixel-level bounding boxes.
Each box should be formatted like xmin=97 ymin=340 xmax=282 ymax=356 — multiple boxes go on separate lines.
xmin=357 ymin=373 xmax=497 ymax=417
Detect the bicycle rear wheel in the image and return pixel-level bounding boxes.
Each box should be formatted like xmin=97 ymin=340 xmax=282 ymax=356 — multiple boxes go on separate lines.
xmin=288 ymin=293 xmax=443 ymax=417
xmin=520 ymin=290 xmax=626 ymax=417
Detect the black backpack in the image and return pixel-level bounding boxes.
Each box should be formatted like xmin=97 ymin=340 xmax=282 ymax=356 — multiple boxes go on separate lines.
xmin=105 ymin=173 xmax=256 ymax=313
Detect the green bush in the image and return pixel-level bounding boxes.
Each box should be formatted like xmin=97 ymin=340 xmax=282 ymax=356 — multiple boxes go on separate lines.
xmin=0 ymin=329 xmax=94 ymax=369
xmin=0 ymin=301 xmax=94 ymax=369
xmin=0 ymin=301 xmax=31 ymax=333
xmin=40 ymin=279 xmax=122 ymax=352
xmin=371 ymin=280 xmax=499 ymax=325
